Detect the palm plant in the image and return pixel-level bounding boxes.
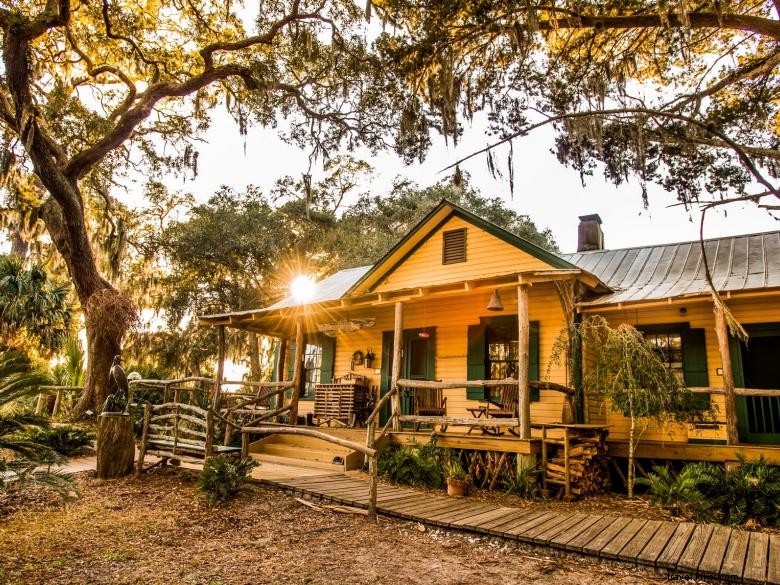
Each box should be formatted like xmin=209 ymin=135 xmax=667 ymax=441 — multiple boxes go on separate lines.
xmin=0 ymin=351 xmax=76 ymax=499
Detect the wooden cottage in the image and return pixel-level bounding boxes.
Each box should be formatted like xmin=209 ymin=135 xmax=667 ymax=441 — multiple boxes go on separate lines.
xmin=200 ymin=200 xmax=780 ymax=467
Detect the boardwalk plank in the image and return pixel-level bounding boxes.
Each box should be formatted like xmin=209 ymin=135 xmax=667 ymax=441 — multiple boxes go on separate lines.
xmin=549 ymin=515 xmax=602 ymax=549
xmin=388 ymin=497 xmax=457 ymax=517
xmin=481 ymin=510 xmax=537 ymax=535
xmin=419 ymin=501 xmax=483 ymax=523
xmin=742 ymin=532 xmax=769 ymax=585
xmin=636 ymin=522 xmax=678 ymax=565
xmin=519 ymin=513 xmax=577 ymax=543
xmin=452 ymin=507 xmax=516 ymax=529
xmin=721 ymin=530 xmax=750 ymax=580
xmin=618 ymin=520 xmax=662 ymax=562
xmin=657 ymin=523 xmax=696 ymax=569
xmin=768 ymin=534 xmax=780 ymax=585
xmin=600 ymin=518 xmax=647 ymax=559
xmin=429 ymin=504 xmax=498 ymax=526
xmin=534 ymin=513 xmax=591 ymax=545
xmin=699 ymin=525 xmax=732 ymax=576
xmin=504 ymin=512 xmax=561 ymax=539
xmin=581 ymin=517 xmax=632 ymax=556
xmin=565 ymin=516 xmax=614 ymax=552
xmin=676 ymin=524 xmax=714 ymax=573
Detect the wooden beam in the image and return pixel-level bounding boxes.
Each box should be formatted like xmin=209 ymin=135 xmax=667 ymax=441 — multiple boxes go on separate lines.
xmin=517 ymin=284 xmax=531 ymax=440
xmin=713 ymin=302 xmax=739 ymax=445
xmin=213 ymin=325 xmax=225 ymax=409
xmin=275 ymin=338 xmax=288 ymax=414
xmin=391 ymin=301 xmax=403 ymax=432
xmin=288 ymin=319 xmax=305 ymax=426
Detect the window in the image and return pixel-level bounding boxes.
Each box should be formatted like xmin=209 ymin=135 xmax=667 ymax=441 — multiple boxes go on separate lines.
xmin=645 ymin=331 xmax=685 ymax=383
xmin=442 ymin=228 xmax=467 ymax=264
xmin=486 ymin=324 xmax=519 ymax=401
xmin=302 ymin=342 xmax=323 ymax=398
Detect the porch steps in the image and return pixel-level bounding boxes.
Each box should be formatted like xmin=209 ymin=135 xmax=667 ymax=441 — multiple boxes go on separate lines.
xmin=247 ymin=433 xmax=364 ymax=472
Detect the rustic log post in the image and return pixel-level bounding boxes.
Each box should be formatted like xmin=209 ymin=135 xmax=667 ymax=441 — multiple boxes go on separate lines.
xmin=52 ymin=389 xmax=63 ymax=417
xmin=563 ymin=426 xmax=571 ymax=501
xmin=391 ymin=301 xmax=403 ymax=432
xmin=213 ymin=325 xmax=226 ymax=410
xmin=241 ymin=430 xmax=249 ymax=459
xmin=34 ymin=392 xmax=47 ymax=415
xmin=288 ymin=319 xmax=305 ymax=425
xmin=223 ymin=412 xmax=234 ymax=447
xmin=541 ymin=425 xmax=548 ymax=494
xmin=205 ymin=408 xmax=214 ymax=458
xmin=275 ymin=338 xmax=288 ymax=421
xmin=96 ymin=413 xmax=135 ymax=479
xmin=516 ymin=283 xmax=531 ymax=440
xmin=136 ymin=403 xmax=151 ymax=477
xmin=368 ymin=451 xmax=378 ymax=523
xmin=713 ymin=302 xmax=740 ymax=445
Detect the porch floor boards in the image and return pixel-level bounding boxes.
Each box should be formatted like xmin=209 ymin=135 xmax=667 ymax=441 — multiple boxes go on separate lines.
xmin=256 ymin=469 xmax=779 ymax=584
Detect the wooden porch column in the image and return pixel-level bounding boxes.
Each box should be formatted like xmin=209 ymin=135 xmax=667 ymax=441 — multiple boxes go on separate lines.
xmin=288 ymin=319 xmax=305 ymax=426
xmin=713 ymin=302 xmax=739 ymax=445
xmin=212 ymin=325 xmax=225 ymax=409
xmin=275 ymin=338 xmax=288 ymax=411
xmin=391 ymin=301 xmax=403 ymax=431
xmin=517 ymin=284 xmax=531 ymax=440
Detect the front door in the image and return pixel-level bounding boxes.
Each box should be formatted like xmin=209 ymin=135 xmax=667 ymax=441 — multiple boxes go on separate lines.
xmin=732 ymin=324 xmax=780 ymax=444
xmin=379 ymin=328 xmax=435 ymax=424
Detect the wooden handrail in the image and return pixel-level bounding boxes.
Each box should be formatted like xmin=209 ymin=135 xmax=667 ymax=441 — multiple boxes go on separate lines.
xmin=152 ymin=402 xmax=208 ymax=416
xmin=365 ymin=386 xmax=398 ymax=425
xmin=240 ymin=425 xmax=376 ymax=457
xmin=220 ymin=380 xmax=295 ymax=389
xmin=130 ymin=377 xmax=215 ymax=386
xmin=397 ymin=378 xmax=575 ymax=395
xmin=689 ymin=387 xmax=780 ymax=397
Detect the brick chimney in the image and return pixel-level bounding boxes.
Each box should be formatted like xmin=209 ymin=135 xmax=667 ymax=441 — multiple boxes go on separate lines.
xmin=577 ymin=214 xmax=604 ymax=252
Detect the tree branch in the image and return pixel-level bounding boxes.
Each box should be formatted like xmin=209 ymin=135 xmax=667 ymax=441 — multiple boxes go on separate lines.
xmin=63 ymin=64 xmax=258 ymax=180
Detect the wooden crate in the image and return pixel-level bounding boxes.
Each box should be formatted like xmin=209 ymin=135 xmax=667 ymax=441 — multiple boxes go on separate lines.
xmin=313 ymin=381 xmax=369 ymax=427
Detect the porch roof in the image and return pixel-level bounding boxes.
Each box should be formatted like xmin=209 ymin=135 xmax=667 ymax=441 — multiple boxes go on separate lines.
xmin=564 ymin=230 xmax=780 ymax=307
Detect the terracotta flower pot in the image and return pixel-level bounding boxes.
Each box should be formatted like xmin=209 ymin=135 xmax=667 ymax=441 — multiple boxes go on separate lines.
xmin=447 ymin=478 xmax=468 ymax=497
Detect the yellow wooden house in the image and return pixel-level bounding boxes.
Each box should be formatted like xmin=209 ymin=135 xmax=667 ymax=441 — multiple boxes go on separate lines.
xmin=201 ymin=200 xmax=780 ymax=464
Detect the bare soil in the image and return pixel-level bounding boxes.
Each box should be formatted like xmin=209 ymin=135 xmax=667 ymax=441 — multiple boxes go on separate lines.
xmin=0 ymin=468 xmax=708 ymax=585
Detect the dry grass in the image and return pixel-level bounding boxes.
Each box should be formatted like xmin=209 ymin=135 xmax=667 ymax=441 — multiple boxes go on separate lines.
xmin=0 ymin=469 xmax=683 ymax=585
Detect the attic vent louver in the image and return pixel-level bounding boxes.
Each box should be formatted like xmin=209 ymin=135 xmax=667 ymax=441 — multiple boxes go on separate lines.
xmin=442 ymin=228 xmax=467 ymax=264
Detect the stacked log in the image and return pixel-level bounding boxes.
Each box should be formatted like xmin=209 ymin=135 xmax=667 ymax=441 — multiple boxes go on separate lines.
xmin=543 ymin=431 xmax=610 ymax=498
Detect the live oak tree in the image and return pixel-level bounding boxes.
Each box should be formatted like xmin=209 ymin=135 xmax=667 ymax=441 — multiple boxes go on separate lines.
xmin=0 ymin=1 xmax=417 ymax=413
xmin=373 ymin=0 xmax=780 ymax=207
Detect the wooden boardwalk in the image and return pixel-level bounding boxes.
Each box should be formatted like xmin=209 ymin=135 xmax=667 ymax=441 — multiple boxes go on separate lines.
xmin=259 ymin=472 xmax=780 ymax=584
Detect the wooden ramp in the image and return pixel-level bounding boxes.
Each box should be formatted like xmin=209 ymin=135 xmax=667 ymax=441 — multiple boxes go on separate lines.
xmin=258 ymin=472 xmax=780 ymax=584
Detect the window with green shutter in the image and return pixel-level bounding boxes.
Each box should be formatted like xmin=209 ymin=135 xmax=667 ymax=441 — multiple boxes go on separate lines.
xmin=466 ymin=317 xmax=540 ymax=401
xmin=286 ymin=333 xmax=335 ymax=400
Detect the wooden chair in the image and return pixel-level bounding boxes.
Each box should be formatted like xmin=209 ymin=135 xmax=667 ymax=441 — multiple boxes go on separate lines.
xmin=413 ymin=388 xmax=448 ymax=432
xmin=485 ymin=383 xmax=519 ymax=435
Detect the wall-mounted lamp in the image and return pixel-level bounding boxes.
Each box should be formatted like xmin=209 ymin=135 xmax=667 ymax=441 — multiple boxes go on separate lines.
xmin=486 ymin=289 xmax=504 ymax=311
xmin=351 ymin=350 xmax=364 ymax=370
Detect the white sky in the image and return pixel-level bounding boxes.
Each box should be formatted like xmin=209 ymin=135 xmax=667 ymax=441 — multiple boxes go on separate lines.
xmin=163 ymin=108 xmax=778 ymax=255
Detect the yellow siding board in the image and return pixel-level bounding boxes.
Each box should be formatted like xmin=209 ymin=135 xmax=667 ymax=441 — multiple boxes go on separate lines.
xmin=374 ymin=216 xmax=551 ymax=292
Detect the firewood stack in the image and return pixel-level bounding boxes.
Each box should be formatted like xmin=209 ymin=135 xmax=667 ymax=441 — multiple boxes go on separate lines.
xmin=541 ymin=426 xmax=611 ymax=499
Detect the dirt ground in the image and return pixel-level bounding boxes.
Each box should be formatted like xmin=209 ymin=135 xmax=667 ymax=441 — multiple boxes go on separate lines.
xmin=0 ymin=468 xmax=713 ymax=585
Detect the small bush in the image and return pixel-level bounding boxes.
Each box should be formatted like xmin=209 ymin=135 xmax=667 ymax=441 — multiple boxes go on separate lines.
xmin=19 ymin=425 xmax=95 ymax=456
xmin=196 ymin=456 xmax=258 ymax=507
xmin=639 ymin=457 xmax=780 ymax=526
xmin=505 ymin=457 xmax=540 ymax=500
xmin=377 ymin=439 xmax=445 ymax=488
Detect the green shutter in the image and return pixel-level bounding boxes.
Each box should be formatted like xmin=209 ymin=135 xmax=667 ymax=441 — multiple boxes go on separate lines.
xmin=319 ymin=334 xmax=335 ymax=384
xmin=286 ymin=341 xmax=296 ymax=398
xmin=682 ymin=328 xmax=709 ymax=407
xmin=466 ymin=324 xmax=487 ymax=400
xmin=529 ymin=321 xmax=540 ymax=402
xmin=427 ymin=328 xmax=436 ymax=381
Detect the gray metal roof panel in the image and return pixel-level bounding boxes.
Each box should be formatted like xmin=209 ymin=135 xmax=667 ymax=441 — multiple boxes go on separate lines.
xmin=564 ymin=230 xmax=780 ymax=306
xmin=264 ymin=265 xmax=373 ymax=311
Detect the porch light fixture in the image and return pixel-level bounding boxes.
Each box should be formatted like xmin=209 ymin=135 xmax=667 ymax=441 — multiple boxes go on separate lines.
xmin=290 ymin=274 xmax=316 ymax=303
xmin=486 ymin=289 xmax=504 ymax=311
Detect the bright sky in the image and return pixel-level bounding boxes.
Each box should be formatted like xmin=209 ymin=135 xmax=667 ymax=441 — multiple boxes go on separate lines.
xmin=172 ymin=108 xmax=778 ymax=255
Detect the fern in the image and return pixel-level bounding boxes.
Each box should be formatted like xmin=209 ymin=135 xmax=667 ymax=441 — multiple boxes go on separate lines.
xmin=377 ymin=439 xmax=445 ymax=488
xmin=638 ymin=463 xmax=724 ymax=522
xmin=723 ymin=455 xmax=780 ymax=526
xmin=196 ymin=456 xmax=258 ymax=507
xmin=505 ymin=457 xmax=540 ymax=499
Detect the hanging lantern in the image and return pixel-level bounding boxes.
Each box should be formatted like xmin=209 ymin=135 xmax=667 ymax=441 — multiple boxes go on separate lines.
xmin=486 ymin=289 xmax=504 ymax=311
xmin=364 ymin=347 xmax=375 ymax=368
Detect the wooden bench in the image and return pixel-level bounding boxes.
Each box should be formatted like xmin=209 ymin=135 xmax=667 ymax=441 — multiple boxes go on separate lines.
xmin=136 ymin=402 xmax=241 ymax=474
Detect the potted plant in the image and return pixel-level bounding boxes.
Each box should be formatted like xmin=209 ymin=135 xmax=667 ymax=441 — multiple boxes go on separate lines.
xmin=444 ymin=457 xmax=470 ymax=497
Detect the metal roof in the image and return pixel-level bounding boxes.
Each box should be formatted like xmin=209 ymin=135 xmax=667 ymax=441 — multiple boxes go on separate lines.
xmin=563 ymin=230 xmax=780 ymax=306
xmin=264 ymin=265 xmax=373 ymax=311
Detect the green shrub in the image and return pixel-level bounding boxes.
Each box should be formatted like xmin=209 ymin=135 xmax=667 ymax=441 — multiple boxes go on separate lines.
xmin=639 ymin=457 xmax=780 ymax=526
xmin=505 ymin=457 xmax=540 ymax=500
xmin=377 ymin=439 xmax=445 ymax=488
xmin=638 ymin=462 xmax=724 ymax=522
xmin=19 ymin=425 xmax=94 ymax=456
xmin=196 ymin=456 xmax=258 ymax=507
xmin=722 ymin=456 xmax=780 ymax=526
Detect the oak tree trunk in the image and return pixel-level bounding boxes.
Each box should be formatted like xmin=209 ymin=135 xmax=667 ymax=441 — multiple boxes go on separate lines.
xmin=96 ymin=413 xmax=135 ymax=479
